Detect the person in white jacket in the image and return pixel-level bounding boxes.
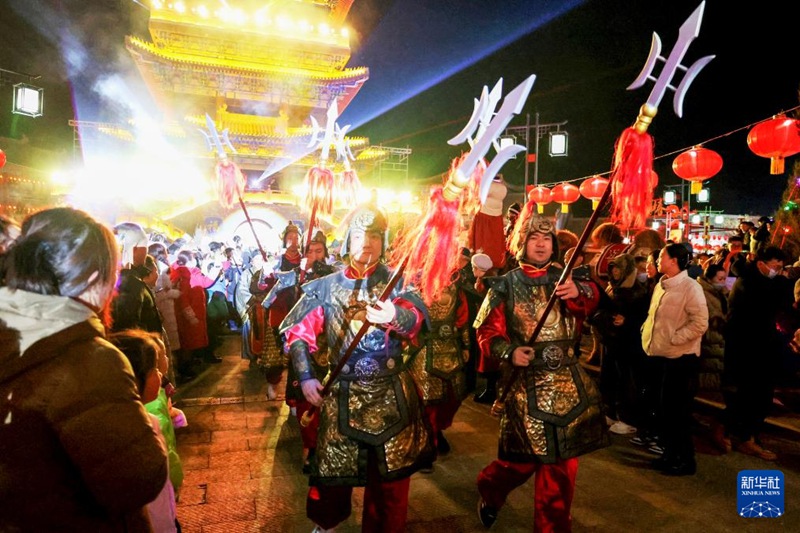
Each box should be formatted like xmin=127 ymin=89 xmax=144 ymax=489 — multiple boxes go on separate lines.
xmin=640 ymin=242 xmax=708 ymax=476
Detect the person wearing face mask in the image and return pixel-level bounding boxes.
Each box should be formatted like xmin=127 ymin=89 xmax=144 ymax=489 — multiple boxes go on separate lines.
xmin=722 ymin=245 xmax=793 ymax=461
xmin=696 ymin=264 xmax=730 ymax=452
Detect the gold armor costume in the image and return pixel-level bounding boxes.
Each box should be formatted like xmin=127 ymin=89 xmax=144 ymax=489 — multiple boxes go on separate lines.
xmin=280 ymin=263 xmax=434 ymax=485
xmin=475 ymin=266 xmax=609 ymax=463
xmin=407 ymin=282 xmax=469 ymax=404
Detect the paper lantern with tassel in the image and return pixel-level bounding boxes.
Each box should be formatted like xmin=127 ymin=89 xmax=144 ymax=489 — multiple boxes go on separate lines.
xmin=0 ymin=148 xmax=6 ymax=169
xmin=579 ymin=176 xmax=609 ymax=209
xmin=747 ymin=114 xmax=800 ymax=174
xmin=551 ymin=182 xmax=580 ymax=213
xmin=672 ymin=146 xmax=722 ymax=193
xmin=527 ymin=185 xmax=552 ymax=213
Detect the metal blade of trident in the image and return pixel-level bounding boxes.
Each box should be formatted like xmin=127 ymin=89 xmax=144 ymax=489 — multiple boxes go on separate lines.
xmin=446 ymin=76 xmax=535 ymax=203
xmin=494 ymin=2 xmax=714 ymax=415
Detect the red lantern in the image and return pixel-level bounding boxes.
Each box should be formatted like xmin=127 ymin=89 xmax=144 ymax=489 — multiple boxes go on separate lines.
xmin=527 ymin=185 xmax=552 ymax=213
xmin=579 ymin=176 xmax=609 ymax=210
xmin=551 ymin=183 xmax=580 ymax=214
xmin=0 ymin=149 xmax=5 ymax=169
xmin=672 ymin=146 xmax=723 ymax=194
xmin=747 ymin=114 xmax=800 ymax=174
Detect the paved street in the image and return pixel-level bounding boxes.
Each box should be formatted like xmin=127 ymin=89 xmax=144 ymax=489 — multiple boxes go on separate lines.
xmin=171 ymin=335 xmax=800 ymax=532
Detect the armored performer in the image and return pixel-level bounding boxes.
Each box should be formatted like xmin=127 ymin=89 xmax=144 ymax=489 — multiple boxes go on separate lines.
xmin=235 ymin=253 xmax=267 ymax=369
xmin=260 ymin=222 xmax=303 ymax=399
xmin=264 ymin=231 xmax=337 ymax=474
xmin=474 ymin=201 xmax=607 ymax=531
xmin=406 ymin=270 xmax=470 ymax=468
xmin=280 ymin=204 xmax=433 ymax=533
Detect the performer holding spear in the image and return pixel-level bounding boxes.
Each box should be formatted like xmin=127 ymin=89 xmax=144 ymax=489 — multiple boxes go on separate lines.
xmin=280 ymin=75 xmax=536 ymax=533
xmin=476 ymin=3 xmax=714 ymax=530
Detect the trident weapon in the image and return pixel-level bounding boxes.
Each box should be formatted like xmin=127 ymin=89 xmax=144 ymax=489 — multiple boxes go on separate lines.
xmin=493 ymin=2 xmax=714 ymax=413
xmin=299 ymin=75 xmax=536 ymax=427
xmin=199 ymin=113 xmax=268 ymax=261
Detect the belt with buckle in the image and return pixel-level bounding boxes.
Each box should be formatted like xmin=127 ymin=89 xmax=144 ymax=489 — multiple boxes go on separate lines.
xmin=338 ymin=354 xmax=404 ymax=384
xmin=529 ymin=341 xmax=576 ymax=371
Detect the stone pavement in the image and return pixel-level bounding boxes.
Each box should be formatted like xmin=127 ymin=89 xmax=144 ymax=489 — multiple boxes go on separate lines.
xmin=171 ymin=335 xmax=800 ymax=532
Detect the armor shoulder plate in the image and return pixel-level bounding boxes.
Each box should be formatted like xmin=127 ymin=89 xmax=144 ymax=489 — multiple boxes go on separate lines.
xmin=278 ymin=275 xmax=330 ymax=334
xmin=263 ymin=269 xmax=298 ymax=309
xmin=474 ymin=274 xmax=510 ymax=328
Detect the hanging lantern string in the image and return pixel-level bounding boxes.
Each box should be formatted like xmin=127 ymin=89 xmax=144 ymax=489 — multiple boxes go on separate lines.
xmin=537 ymin=103 xmax=800 ymax=187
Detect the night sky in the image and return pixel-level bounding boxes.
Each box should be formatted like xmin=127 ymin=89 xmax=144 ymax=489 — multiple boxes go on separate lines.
xmin=1 ymin=0 xmax=798 ymax=218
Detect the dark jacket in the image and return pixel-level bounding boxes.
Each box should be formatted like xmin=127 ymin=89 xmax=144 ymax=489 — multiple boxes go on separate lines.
xmin=0 ymin=289 xmax=168 ymax=532
xmin=111 ymin=268 xmax=162 ymax=333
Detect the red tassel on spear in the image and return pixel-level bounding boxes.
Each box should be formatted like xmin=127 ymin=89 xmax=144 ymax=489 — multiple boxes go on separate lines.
xmin=200 ymin=113 xmax=268 ymax=261
xmin=299 ymin=101 xmax=340 ymax=278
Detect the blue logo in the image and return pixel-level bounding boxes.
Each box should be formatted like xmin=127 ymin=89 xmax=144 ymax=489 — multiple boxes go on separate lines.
xmin=738 ymin=470 xmax=784 ymax=518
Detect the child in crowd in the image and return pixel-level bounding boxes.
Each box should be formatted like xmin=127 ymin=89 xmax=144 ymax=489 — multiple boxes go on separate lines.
xmin=109 ymin=330 xmax=180 ymax=533
xmin=145 ymin=333 xmax=186 ymax=497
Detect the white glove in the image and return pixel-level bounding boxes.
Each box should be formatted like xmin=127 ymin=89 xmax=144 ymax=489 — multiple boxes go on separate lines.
xmin=366 ymin=299 xmax=396 ymax=325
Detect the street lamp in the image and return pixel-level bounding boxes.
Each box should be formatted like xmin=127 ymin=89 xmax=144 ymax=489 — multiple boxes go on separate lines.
xmin=504 ymin=112 xmax=568 ymax=192
xmin=548 ymin=131 xmax=568 ymax=157
xmin=13 ymin=83 xmax=43 ymax=117
xmin=1 ymin=67 xmax=43 ymax=118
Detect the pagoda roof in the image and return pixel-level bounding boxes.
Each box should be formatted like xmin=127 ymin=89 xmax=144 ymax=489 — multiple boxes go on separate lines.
xmin=127 ymin=36 xmax=366 ymax=81
xmin=127 ymin=36 xmax=368 ymax=113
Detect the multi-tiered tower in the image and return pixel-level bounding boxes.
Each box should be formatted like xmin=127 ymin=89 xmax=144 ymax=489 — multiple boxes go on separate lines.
xmin=125 ymin=0 xmax=375 ymax=178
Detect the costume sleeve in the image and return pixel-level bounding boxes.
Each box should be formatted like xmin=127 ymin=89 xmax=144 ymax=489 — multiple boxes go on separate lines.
xmin=388 ymin=298 xmax=424 ymax=338
xmin=284 ymin=305 xmax=324 ymax=354
xmin=284 ymin=306 xmax=325 ymax=382
xmin=565 ymin=279 xmax=601 ymax=320
xmin=477 ymin=302 xmax=516 ymax=362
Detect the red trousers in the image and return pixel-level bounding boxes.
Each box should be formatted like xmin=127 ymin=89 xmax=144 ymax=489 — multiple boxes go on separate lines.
xmin=424 ymin=400 xmax=460 ymax=446
xmin=477 ymin=457 xmax=578 ymax=533
xmin=307 ymin=456 xmax=411 ymax=532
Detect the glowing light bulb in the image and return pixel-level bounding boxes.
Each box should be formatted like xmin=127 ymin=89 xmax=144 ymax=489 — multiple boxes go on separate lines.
xmin=318 ymin=22 xmax=331 ymax=35
xmin=276 ymin=14 xmax=290 ymax=30
xmin=197 ymin=5 xmax=209 ymax=18
xmin=174 ymin=1 xmax=186 ymax=14
xmin=340 ymin=27 xmax=349 ymax=38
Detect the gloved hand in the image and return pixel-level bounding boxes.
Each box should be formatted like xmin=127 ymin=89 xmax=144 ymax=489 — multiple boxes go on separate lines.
xmin=366 ymin=299 xmax=396 ymax=325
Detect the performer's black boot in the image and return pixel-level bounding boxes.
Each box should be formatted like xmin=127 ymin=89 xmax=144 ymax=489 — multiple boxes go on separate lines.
xmin=474 ymin=374 xmax=498 ymax=404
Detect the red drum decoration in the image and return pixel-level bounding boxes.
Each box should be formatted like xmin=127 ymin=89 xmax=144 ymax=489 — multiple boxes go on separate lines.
xmin=747 ymin=114 xmax=800 ymax=174
xmin=579 ymin=176 xmax=609 ymax=210
xmin=672 ymin=146 xmax=723 ymax=194
xmin=527 ymin=185 xmax=552 ymax=213
xmin=551 ymin=182 xmax=580 ymax=214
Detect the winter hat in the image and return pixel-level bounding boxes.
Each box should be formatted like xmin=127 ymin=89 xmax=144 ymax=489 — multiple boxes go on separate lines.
xmin=471 ymin=253 xmax=493 ymax=271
